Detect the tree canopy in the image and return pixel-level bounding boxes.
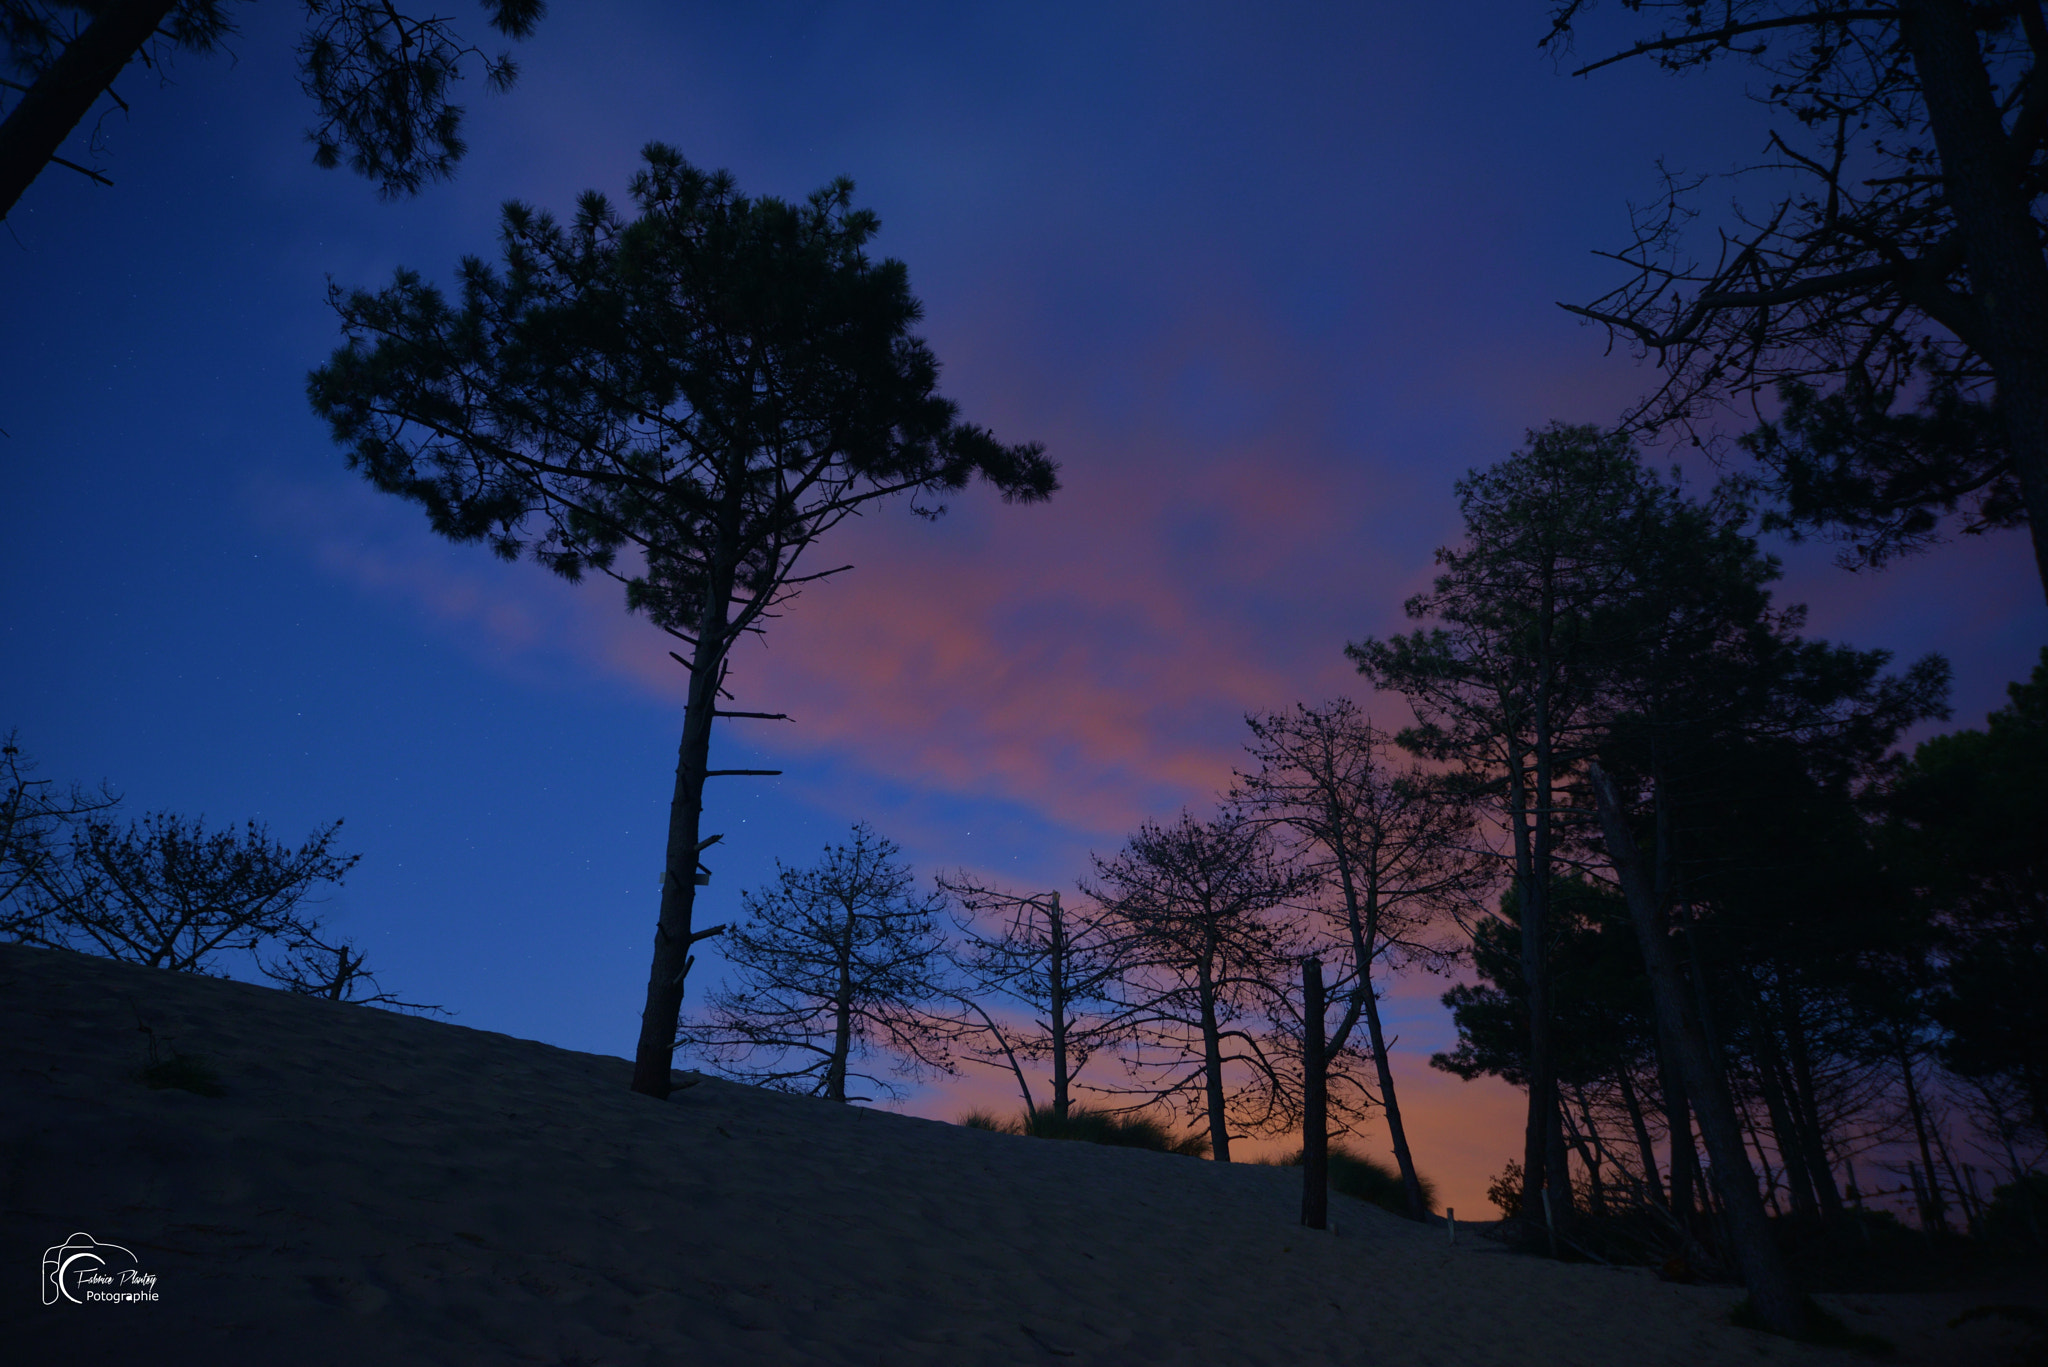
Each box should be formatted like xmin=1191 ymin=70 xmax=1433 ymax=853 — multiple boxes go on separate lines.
xmin=1544 ymin=0 xmax=2048 ymax=599
xmin=0 ymin=0 xmax=544 ymax=219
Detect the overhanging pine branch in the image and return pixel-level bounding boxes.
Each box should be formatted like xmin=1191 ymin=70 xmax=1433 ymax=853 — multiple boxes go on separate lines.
xmin=1570 ymin=8 xmax=1898 ymax=78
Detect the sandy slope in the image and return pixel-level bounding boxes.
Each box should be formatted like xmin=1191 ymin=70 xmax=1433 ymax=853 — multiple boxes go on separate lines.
xmin=0 ymin=942 xmax=2034 ymax=1366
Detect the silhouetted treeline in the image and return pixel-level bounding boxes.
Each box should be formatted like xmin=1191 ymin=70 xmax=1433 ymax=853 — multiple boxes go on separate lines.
xmin=1361 ymin=428 xmax=2047 ymax=1324
xmin=678 ymin=706 xmax=1475 ymax=1230
xmin=1434 ymin=660 xmax=2047 ymax=1237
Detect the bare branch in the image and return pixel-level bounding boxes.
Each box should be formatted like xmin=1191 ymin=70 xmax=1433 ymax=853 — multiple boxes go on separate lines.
xmin=1569 ymin=9 xmax=1898 ymax=78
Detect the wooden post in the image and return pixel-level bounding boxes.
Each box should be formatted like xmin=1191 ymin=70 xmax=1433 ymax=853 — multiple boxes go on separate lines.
xmin=1301 ymin=955 xmax=1328 ymax=1230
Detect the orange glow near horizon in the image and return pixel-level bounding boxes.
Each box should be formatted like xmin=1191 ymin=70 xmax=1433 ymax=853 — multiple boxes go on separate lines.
xmin=893 ymin=1046 xmax=1524 ymax=1222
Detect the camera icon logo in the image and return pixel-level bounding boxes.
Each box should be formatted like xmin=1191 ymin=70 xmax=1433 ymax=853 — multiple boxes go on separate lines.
xmin=42 ymin=1233 xmax=138 ymax=1305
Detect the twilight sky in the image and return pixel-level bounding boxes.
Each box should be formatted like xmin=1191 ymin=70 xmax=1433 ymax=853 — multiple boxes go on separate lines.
xmin=6 ymin=1 xmax=2044 ymax=1216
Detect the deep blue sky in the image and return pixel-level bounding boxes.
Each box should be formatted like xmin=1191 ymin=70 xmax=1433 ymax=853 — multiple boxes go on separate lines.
xmin=6 ymin=1 xmax=2043 ymax=1205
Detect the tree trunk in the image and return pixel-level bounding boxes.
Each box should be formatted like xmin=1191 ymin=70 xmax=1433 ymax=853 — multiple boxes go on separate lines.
xmin=1528 ymin=591 xmax=1576 ymax=1233
xmin=1301 ymin=956 xmax=1328 ymax=1229
xmin=1908 ymin=1161 xmax=1937 ymax=1232
xmin=1739 ymin=986 xmax=1820 ymax=1221
xmin=1617 ymin=1066 xmax=1668 ymax=1207
xmin=1779 ymin=993 xmax=1844 ymax=1220
xmin=1925 ymin=1114 xmax=1974 ymax=1229
xmin=1508 ymin=742 xmax=1565 ymax=1228
xmin=1197 ymin=952 xmax=1231 ymax=1163
xmin=1562 ymin=1096 xmax=1608 ymax=1216
xmin=824 ymin=907 xmax=857 ymax=1103
xmin=1573 ymin=1082 xmax=1632 ymax=1215
xmin=1659 ymin=1040 xmax=1701 ymax=1225
xmin=1048 ymin=893 xmax=1069 ymax=1120
xmin=1931 ymin=1110 xmax=1979 ymax=1232
xmin=1743 ymin=1102 xmax=1787 ymax=1219
xmin=629 ymin=582 xmax=732 ymax=1097
xmin=1360 ymin=965 xmax=1428 ymax=1219
xmin=1898 ymin=1046 xmax=1951 ymax=1233
xmin=0 ymin=0 xmax=179 ymax=221
xmin=1590 ymin=764 xmax=1805 ymax=1337
xmin=1900 ymin=0 xmax=2048 ymax=603
xmin=1332 ymin=846 xmax=1428 ymax=1220
xmin=629 ymin=665 xmax=716 ymax=1095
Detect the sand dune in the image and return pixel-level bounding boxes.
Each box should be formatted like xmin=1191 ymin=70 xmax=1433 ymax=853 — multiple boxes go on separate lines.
xmin=1 ymin=942 xmax=2033 ymax=1365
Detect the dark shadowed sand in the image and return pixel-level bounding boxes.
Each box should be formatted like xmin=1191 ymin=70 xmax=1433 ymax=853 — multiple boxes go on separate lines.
xmin=3 ymin=942 xmax=2038 ymax=1365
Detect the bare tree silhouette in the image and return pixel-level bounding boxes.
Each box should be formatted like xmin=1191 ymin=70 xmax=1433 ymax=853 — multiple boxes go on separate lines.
xmin=19 ymin=809 xmax=358 ymax=973
xmin=939 ymin=877 xmax=1134 ymax=1121
xmin=1089 ymin=810 xmax=1310 ymax=1162
xmin=0 ymin=731 xmax=120 ymax=940
xmin=1233 ymin=700 xmax=1478 ymax=1219
xmin=677 ymin=824 xmax=956 ymax=1102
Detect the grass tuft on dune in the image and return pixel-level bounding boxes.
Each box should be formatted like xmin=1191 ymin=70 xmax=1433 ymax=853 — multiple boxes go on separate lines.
xmin=959 ymin=1106 xmax=1210 ymax=1157
xmin=1259 ymin=1144 xmax=1439 ymax=1218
